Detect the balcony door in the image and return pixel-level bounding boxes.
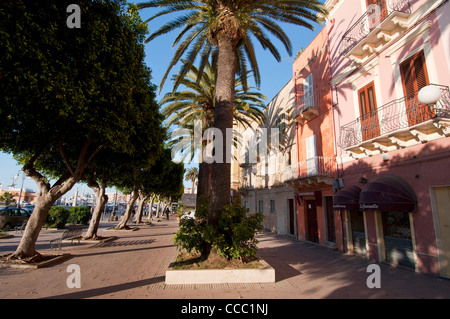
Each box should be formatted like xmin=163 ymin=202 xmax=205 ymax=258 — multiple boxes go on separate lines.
xmin=358 ymin=82 xmax=380 ymax=141
xmin=306 ymin=200 xmax=319 ymax=243
xmin=366 ymin=0 xmax=388 ymax=31
xmin=306 ymin=135 xmax=317 ymax=176
xmin=304 ymin=73 xmax=314 ymax=109
xmin=400 ymin=50 xmax=431 ymax=126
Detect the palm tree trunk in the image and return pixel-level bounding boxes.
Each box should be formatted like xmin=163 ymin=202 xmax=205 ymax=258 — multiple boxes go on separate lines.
xmin=208 ymin=37 xmax=237 ymax=225
xmin=196 ymin=114 xmax=214 ymax=209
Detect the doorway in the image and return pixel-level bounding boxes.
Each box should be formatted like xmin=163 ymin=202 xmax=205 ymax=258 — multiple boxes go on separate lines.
xmin=305 ymin=200 xmax=319 ymax=243
xmin=432 ymin=186 xmax=450 ymax=277
xmin=288 ymin=199 xmax=295 ymax=235
xmin=325 ymin=196 xmax=336 ymax=243
xmin=382 ymin=211 xmax=415 ymax=269
xmin=350 ymin=210 xmax=367 ymax=256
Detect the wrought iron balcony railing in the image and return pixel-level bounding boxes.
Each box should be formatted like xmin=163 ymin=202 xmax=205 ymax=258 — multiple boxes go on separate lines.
xmin=284 ymin=156 xmax=335 ymax=182
xmin=339 ymin=0 xmax=411 ymax=56
xmin=339 ymin=85 xmax=450 ymax=149
xmin=294 ymin=92 xmax=319 ymax=115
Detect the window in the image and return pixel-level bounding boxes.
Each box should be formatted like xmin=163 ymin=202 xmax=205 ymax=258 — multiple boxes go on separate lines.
xmin=366 ymin=0 xmax=388 ymax=31
xmin=400 ymin=50 xmax=429 ymax=97
xmin=275 ymin=113 xmax=286 ymax=131
xmin=306 ymin=135 xmax=317 ymax=175
xmin=358 ymin=82 xmax=380 ymax=141
xmin=258 ymin=200 xmax=264 ymax=213
xmin=304 ymin=73 xmax=314 ymax=108
xmin=400 ymin=50 xmax=431 ymax=126
xmin=270 ymin=200 xmax=275 ymax=213
xmin=358 ymin=82 xmax=377 ymax=117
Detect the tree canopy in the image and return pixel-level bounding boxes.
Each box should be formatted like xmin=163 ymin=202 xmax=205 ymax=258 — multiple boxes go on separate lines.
xmin=0 ymin=0 xmax=165 ymax=258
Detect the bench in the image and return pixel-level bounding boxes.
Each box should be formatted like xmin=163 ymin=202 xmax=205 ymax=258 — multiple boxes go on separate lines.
xmin=50 ymin=227 xmax=85 ymax=250
xmin=14 ymin=220 xmax=27 ymax=235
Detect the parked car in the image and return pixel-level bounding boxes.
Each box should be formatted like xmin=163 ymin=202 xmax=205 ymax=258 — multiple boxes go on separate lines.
xmin=22 ymin=205 xmax=35 ymax=214
xmin=0 ymin=207 xmax=31 ymax=231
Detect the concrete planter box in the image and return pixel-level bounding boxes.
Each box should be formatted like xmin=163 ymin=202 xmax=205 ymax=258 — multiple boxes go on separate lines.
xmin=165 ymin=259 xmax=275 ymax=285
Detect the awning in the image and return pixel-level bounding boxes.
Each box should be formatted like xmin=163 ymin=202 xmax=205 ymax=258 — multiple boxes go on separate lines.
xmin=333 ymin=185 xmax=361 ymax=211
xmin=359 ymin=175 xmax=417 ymax=212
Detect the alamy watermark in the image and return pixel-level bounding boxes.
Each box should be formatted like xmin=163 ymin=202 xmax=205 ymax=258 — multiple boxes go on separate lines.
xmin=66 ymin=264 xmax=81 ymax=289
xmin=366 ymin=264 xmax=381 ymax=289
xmin=170 ymin=120 xmax=282 ymax=170
xmin=66 ymin=4 xmax=81 ymax=29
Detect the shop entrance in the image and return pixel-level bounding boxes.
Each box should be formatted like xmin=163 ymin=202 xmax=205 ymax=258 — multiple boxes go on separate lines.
xmin=306 ymin=200 xmax=319 ymax=243
xmin=350 ymin=210 xmax=367 ymax=256
xmin=382 ymin=211 xmax=415 ymax=269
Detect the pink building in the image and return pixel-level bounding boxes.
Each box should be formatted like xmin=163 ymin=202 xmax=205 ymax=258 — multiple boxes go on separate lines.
xmin=325 ymin=0 xmax=450 ymax=277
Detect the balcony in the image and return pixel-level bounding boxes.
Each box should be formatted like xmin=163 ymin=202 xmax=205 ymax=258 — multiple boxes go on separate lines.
xmin=284 ymin=156 xmax=336 ymax=188
xmin=339 ymin=0 xmax=411 ymax=62
xmin=294 ymin=92 xmax=320 ymax=124
xmin=339 ymin=85 xmax=450 ymax=157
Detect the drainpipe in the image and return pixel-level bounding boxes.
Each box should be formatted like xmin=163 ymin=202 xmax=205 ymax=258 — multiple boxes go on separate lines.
xmin=326 ymin=18 xmax=346 ymax=253
xmin=326 ymin=18 xmax=339 ymax=180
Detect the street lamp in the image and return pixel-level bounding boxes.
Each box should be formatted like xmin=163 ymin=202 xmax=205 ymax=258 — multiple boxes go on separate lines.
xmin=418 ymin=85 xmax=441 ymax=105
xmin=15 ymin=171 xmax=25 ymax=208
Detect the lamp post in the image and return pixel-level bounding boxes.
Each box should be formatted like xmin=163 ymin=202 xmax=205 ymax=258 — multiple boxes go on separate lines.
xmin=16 ymin=171 xmax=25 ymax=208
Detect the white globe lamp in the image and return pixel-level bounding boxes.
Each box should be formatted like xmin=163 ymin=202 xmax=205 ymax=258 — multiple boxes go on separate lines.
xmin=418 ymin=85 xmax=441 ymax=105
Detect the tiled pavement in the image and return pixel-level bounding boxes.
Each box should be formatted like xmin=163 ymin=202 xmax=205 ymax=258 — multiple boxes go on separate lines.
xmin=1 ymin=218 xmax=450 ymax=300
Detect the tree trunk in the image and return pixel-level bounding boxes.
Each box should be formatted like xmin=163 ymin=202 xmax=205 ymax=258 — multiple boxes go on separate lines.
xmin=84 ymin=185 xmax=108 ymax=239
xmin=11 ymin=141 xmax=101 ymax=258
xmin=156 ymin=196 xmax=161 ymax=218
xmin=116 ymin=189 xmax=139 ymax=229
xmin=208 ymin=37 xmax=237 ymax=226
xmin=196 ymin=162 xmax=212 ymax=207
xmin=135 ymin=193 xmax=149 ymax=224
xmin=12 ymin=192 xmax=56 ymax=259
xmin=146 ymin=194 xmax=155 ymax=221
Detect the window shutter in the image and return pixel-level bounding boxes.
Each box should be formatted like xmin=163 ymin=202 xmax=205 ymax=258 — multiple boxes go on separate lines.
xmin=304 ymin=73 xmax=314 ymax=108
xmin=400 ymin=50 xmax=429 ymax=97
xmin=413 ymin=52 xmax=428 ymax=91
xmin=400 ymin=61 xmax=415 ymax=97
xmin=306 ymin=135 xmax=317 ymax=176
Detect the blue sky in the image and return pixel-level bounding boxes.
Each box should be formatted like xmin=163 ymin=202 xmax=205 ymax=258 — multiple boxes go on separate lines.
xmin=0 ymin=1 xmax=324 ymax=199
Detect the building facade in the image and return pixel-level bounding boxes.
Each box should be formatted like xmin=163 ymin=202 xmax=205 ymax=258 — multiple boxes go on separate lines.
xmin=240 ymin=78 xmax=298 ymax=236
xmin=290 ymin=26 xmax=342 ymax=249
xmin=326 ymin=0 xmax=450 ymax=277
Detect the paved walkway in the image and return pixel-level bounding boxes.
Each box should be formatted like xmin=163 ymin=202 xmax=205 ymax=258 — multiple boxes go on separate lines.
xmin=1 ymin=218 xmax=450 ymax=300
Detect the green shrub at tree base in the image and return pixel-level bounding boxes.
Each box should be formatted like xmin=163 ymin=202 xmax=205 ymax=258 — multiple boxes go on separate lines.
xmin=68 ymin=206 xmax=92 ymax=225
xmin=44 ymin=206 xmax=70 ymax=229
xmin=174 ymin=197 xmax=264 ymax=261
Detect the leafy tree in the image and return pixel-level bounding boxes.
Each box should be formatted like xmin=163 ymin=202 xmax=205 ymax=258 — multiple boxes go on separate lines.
xmin=174 ymin=198 xmax=263 ymax=260
xmin=113 ymin=147 xmax=184 ymax=228
xmin=138 ymin=0 xmax=326 ymax=241
xmin=0 ymin=0 xmax=162 ymax=258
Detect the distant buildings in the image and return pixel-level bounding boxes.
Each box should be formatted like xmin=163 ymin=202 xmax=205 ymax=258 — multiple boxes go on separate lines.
xmin=239 ymin=0 xmax=450 ymax=278
xmin=0 ymin=186 xmax=37 ymax=205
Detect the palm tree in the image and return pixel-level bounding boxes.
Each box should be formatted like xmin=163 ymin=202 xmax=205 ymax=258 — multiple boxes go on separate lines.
xmin=138 ymin=0 xmax=326 ymax=226
xmin=184 ymin=167 xmax=199 ymax=194
xmin=161 ymin=60 xmax=266 ymax=204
